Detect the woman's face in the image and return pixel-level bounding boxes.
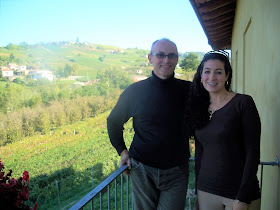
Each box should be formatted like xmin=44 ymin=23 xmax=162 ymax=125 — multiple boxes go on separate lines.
xmin=201 ymin=59 xmax=229 ymax=94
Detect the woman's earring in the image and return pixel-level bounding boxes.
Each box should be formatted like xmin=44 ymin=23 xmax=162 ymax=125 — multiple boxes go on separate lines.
xmin=226 ymin=81 xmax=229 ymax=85
xmin=200 ymin=79 xmax=202 ymax=83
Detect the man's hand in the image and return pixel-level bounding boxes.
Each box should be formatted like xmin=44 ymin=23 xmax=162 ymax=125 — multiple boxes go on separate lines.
xmin=195 ymin=198 xmax=199 ymax=210
xmin=231 ymin=200 xmax=248 ymax=210
xmin=119 ymin=149 xmax=131 ymax=175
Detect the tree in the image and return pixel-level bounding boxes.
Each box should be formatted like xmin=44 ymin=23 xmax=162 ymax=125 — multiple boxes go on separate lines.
xmin=12 ymin=78 xmax=23 ymax=84
xmin=9 ymin=54 xmax=15 ymax=62
xmin=180 ymin=52 xmax=200 ymax=72
xmin=72 ymin=64 xmax=79 ymax=75
xmin=6 ymin=43 xmax=18 ymax=50
xmin=19 ymin=42 xmax=29 ymax=50
xmin=56 ymin=64 xmax=79 ymax=78
xmin=35 ymin=108 xmax=50 ymax=134
xmin=98 ymin=56 xmax=105 ymax=62
xmin=96 ymin=67 xmax=133 ymax=95
xmin=63 ymin=64 xmax=72 ymax=77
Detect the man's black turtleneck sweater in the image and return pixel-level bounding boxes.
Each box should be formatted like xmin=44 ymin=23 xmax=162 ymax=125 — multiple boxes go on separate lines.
xmin=107 ymin=71 xmax=191 ymax=169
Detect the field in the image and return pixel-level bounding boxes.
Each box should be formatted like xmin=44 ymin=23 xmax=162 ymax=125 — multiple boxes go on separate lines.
xmin=0 ymin=110 xmax=135 ymax=209
xmin=0 ymin=109 xmax=195 ymax=209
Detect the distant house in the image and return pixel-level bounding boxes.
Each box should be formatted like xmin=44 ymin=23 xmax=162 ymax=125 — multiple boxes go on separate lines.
xmin=67 ymin=75 xmax=84 ymax=80
xmin=28 ymin=70 xmax=55 ymax=81
xmin=17 ymin=65 xmax=27 ymax=71
xmin=7 ymin=63 xmax=18 ymax=70
xmin=72 ymin=82 xmax=85 ymax=86
xmin=16 ymin=69 xmax=29 ymax=76
xmin=1 ymin=68 xmax=13 ymax=77
xmin=0 ymin=66 xmax=9 ymax=71
xmin=68 ymin=41 xmax=76 ymax=45
xmin=175 ymin=72 xmax=183 ymax=77
xmin=131 ymin=75 xmax=148 ymax=82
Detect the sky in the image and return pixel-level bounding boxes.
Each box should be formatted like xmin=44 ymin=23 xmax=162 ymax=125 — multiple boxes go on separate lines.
xmin=0 ymin=0 xmax=213 ymax=53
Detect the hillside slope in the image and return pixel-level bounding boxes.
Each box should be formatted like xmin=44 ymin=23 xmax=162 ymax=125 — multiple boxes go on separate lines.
xmin=0 ymin=110 xmax=134 ymax=209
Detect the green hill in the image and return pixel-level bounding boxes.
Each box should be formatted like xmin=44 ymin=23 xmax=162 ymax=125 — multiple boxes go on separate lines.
xmin=0 ymin=42 xmax=204 ymax=80
xmin=0 ymin=43 xmax=152 ymax=79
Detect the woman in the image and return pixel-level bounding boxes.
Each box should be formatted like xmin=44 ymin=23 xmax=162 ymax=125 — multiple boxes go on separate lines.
xmin=186 ymin=51 xmax=261 ymax=210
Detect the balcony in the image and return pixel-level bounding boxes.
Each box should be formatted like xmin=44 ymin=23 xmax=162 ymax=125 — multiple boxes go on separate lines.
xmin=69 ymin=157 xmax=279 ymax=210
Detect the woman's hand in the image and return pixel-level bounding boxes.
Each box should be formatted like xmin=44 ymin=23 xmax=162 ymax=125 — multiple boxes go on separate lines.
xmin=231 ymin=200 xmax=248 ymax=210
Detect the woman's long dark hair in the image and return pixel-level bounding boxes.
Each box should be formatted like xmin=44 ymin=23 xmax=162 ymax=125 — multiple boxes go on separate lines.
xmin=185 ymin=51 xmax=233 ymax=137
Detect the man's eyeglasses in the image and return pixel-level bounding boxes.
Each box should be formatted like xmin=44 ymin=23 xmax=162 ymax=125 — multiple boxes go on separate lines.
xmin=151 ymin=52 xmax=178 ymax=59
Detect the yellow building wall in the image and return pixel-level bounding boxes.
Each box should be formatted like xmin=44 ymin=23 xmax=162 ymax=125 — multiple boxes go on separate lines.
xmin=231 ymin=0 xmax=280 ymax=209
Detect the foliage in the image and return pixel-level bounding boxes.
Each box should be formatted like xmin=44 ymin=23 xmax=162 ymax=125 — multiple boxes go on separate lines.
xmin=0 ymin=89 xmax=121 ymax=145
xmin=180 ymin=52 xmax=200 ymax=72
xmin=13 ymin=77 xmax=25 ymax=85
xmin=96 ymin=67 xmax=133 ymax=95
xmin=10 ymin=53 xmax=15 ymax=62
xmin=55 ymin=64 xmax=79 ymax=77
xmin=6 ymin=43 xmax=18 ymax=50
xmin=0 ymin=160 xmax=38 ymax=210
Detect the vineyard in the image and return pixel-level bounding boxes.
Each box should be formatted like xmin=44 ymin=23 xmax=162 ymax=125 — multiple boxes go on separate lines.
xmin=0 ymin=110 xmax=135 ymax=209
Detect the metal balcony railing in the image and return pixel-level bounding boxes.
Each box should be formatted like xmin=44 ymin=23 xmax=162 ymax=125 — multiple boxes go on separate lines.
xmin=70 ymin=158 xmax=196 ymax=210
xmin=70 ymin=156 xmax=279 ymax=210
xmin=259 ymin=156 xmax=279 ymax=193
xmin=69 ymin=165 xmax=133 ymax=210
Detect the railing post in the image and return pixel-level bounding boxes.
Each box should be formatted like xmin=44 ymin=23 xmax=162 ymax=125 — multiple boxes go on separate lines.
xmin=126 ymin=175 xmax=129 ymax=210
xmin=115 ymin=179 xmax=117 ymax=210
xmin=107 ymin=185 xmax=110 ymax=210
xmin=260 ymin=164 xmax=264 ymax=192
xmin=90 ymin=198 xmax=93 ymax=210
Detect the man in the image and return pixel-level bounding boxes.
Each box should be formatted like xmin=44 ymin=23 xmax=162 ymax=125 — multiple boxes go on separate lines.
xmin=107 ymin=38 xmax=191 ymax=209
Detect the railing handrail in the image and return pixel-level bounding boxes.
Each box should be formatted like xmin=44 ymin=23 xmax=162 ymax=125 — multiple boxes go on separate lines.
xmin=69 ymin=164 xmax=129 ymax=210
xmin=70 ymin=156 xmax=279 ymax=209
xmin=260 ymin=156 xmax=279 ymax=166
xmin=259 ymin=156 xmax=279 ymax=193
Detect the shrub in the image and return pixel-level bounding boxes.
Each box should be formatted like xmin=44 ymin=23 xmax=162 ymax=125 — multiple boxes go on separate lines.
xmin=34 ymin=108 xmax=51 ymax=134
xmin=6 ymin=112 xmax=23 ymax=144
xmin=21 ymin=108 xmax=36 ymax=137
xmin=0 ymin=159 xmax=38 ymax=210
xmin=49 ymin=101 xmax=67 ymax=127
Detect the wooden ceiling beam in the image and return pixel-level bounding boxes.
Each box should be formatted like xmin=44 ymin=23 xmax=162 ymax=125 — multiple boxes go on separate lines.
xmin=208 ymin=27 xmax=231 ymax=37
xmin=189 ymin=0 xmax=237 ymax=50
xmin=210 ymin=38 xmax=231 ymax=45
xmin=205 ymin=18 xmax=234 ymax=31
xmin=209 ymin=32 xmax=232 ymax=41
xmin=198 ymin=0 xmax=236 ymax=13
xmin=201 ymin=2 xmax=236 ymax=21
xmin=210 ymin=40 xmax=231 ymax=50
xmin=195 ymin=0 xmax=207 ymax=5
xmin=204 ymin=11 xmax=235 ymax=26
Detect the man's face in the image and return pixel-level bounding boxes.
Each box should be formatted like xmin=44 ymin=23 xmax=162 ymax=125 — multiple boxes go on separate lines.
xmin=148 ymin=40 xmax=178 ymax=80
